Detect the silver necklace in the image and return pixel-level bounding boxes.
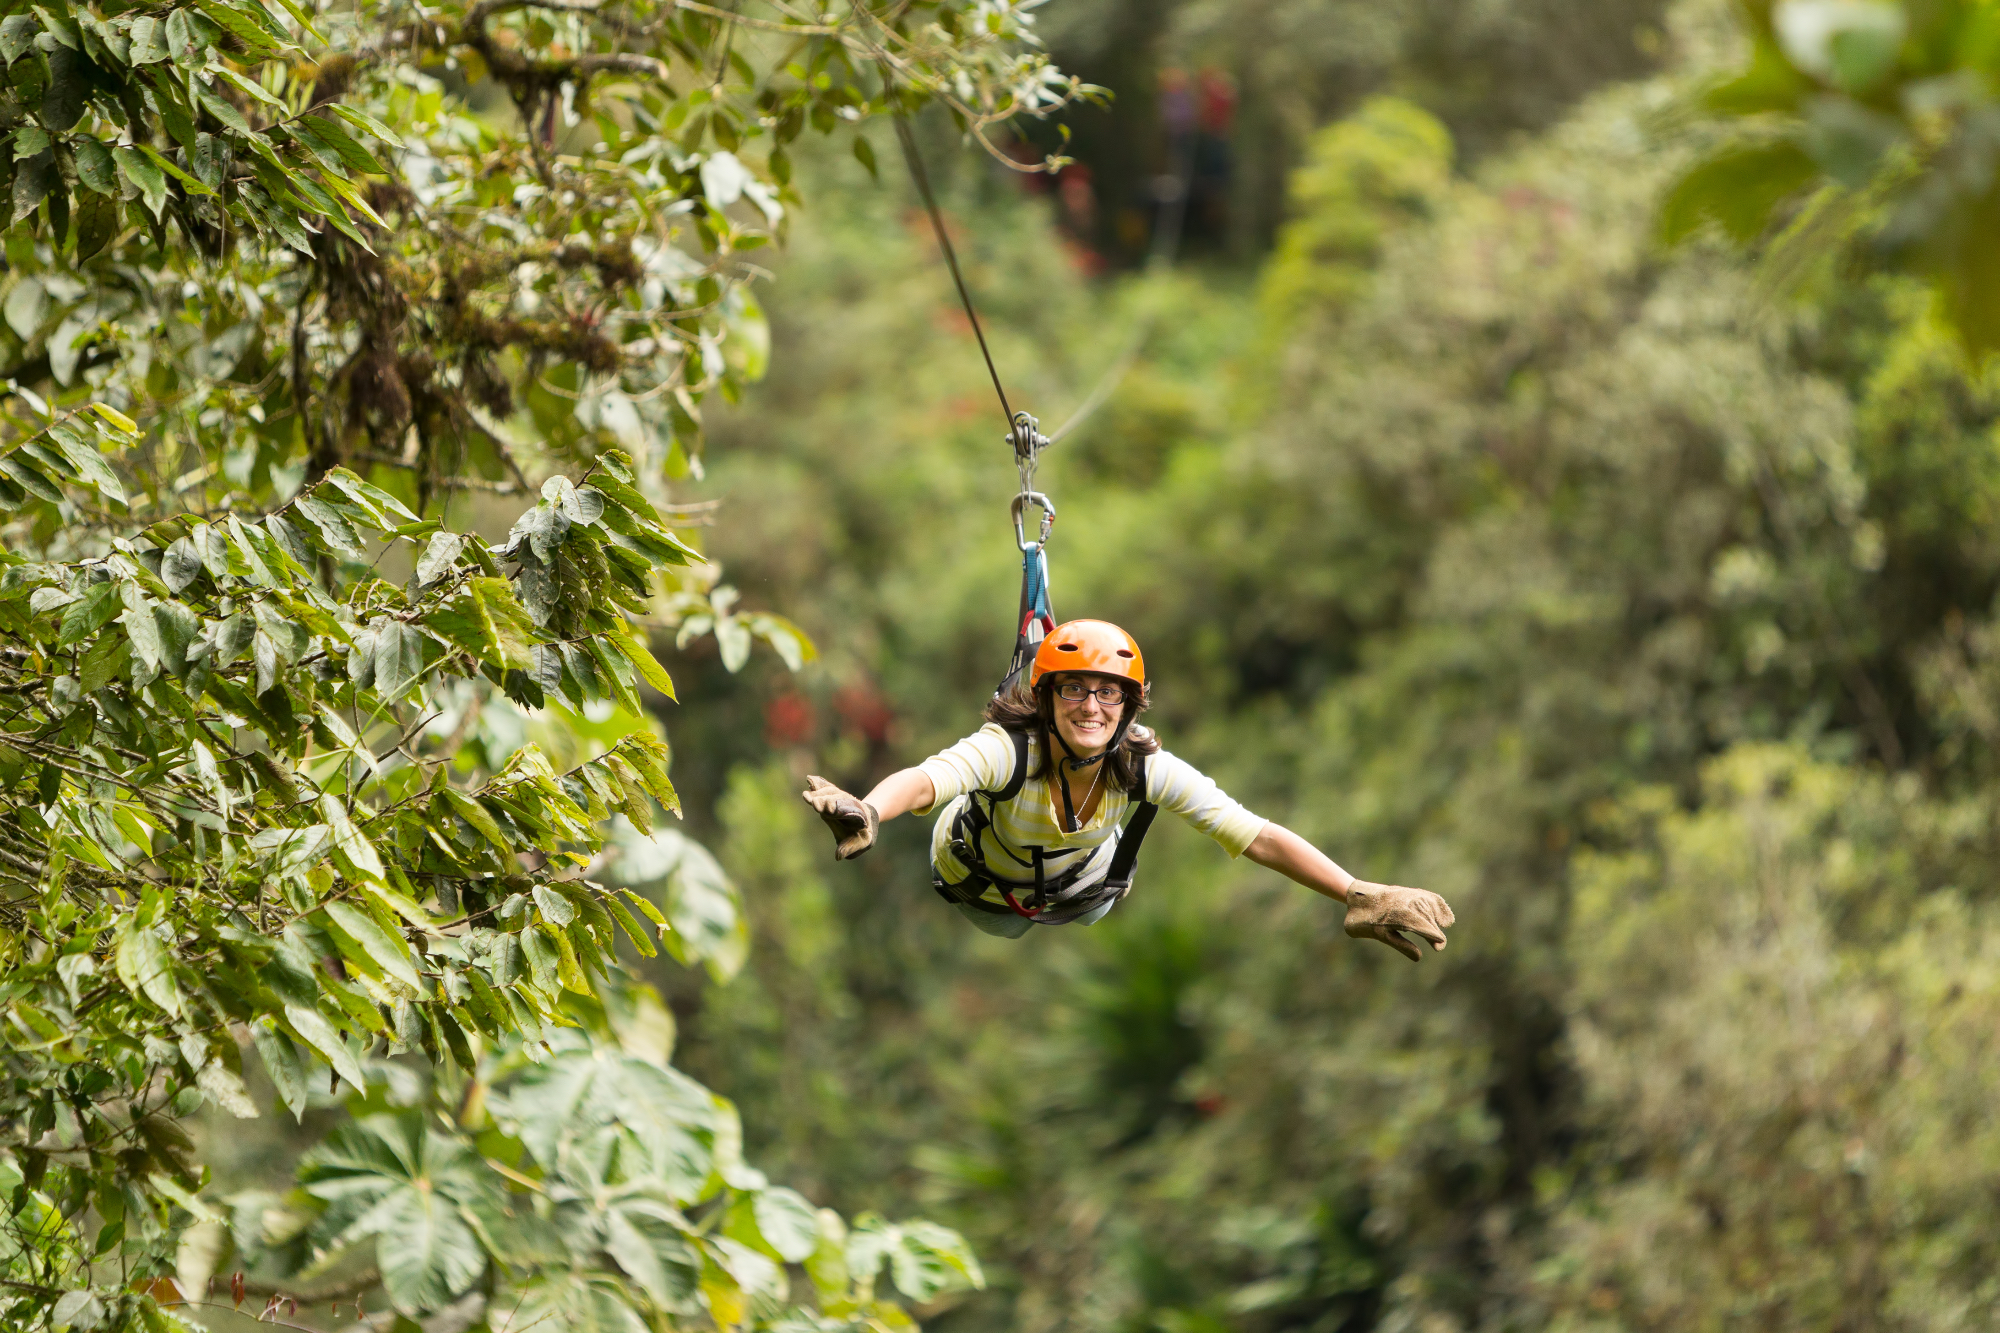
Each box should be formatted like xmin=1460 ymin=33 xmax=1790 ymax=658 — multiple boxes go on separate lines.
xmin=1057 ymin=757 xmax=1105 ymax=833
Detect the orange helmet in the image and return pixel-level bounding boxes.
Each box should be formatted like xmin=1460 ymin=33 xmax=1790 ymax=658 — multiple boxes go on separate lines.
xmin=1029 ymin=620 xmax=1145 ymax=690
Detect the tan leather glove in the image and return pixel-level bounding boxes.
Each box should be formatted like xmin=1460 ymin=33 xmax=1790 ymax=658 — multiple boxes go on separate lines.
xmin=1343 ymin=883 xmax=1455 ymax=962
xmin=802 ymin=776 xmax=880 ymax=860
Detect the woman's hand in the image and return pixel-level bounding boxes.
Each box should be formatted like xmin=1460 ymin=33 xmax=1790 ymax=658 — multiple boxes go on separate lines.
xmin=800 ymin=767 xmax=936 ymax=862
xmin=802 ymin=776 xmax=880 ymax=860
xmin=1343 ymin=883 xmax=1455 ymax=962
xmin=1243 ymin=825 xmax=1456 ymax=962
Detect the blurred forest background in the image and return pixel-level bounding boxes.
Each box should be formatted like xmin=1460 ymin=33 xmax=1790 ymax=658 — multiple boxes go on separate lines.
xmin=649 ymin=0 xmax=2000 ymax=1329
xmin=190 ymin=0 xmax=2000 ymax=1327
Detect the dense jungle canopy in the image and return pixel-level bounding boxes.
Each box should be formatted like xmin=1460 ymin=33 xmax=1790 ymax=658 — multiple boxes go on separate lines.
xmin=11 ymin=0 xmax=2000 ymax=1329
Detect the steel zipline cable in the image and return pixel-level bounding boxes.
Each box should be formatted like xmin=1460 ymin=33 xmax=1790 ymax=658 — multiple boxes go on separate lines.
xmin=888 ymin=113 xmax=1191 ymax=450
xmin=889 ymin=110 xmax=1191 ymax=693
xmin=890 ymin=112 xmax=1019 ymax=435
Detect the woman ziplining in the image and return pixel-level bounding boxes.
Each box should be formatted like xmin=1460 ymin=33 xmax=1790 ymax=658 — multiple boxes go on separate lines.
xmin=801 ymin=617 xmax=1455 ymax=955
xmin=794 ymin=122 xmax=1454 ymax=956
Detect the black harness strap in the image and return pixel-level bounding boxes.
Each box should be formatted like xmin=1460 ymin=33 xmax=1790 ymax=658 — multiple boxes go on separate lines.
xmin=1101 ymin=753 xmax=1156 ymax=893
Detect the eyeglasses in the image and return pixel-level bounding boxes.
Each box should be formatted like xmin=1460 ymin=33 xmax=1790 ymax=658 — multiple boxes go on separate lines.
xmin=1055 ymin=681 xmax=1130 ymax=706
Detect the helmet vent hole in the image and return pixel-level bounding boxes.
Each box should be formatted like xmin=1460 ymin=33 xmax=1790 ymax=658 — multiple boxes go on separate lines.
xmin=1116 ymin=649 xmax=1134 ymax=658
xmin=1057 ymin=642 xmax=1077 ymax=651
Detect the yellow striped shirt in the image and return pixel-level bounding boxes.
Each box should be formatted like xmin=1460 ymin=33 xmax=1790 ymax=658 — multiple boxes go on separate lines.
xmin=918 ymin=723 xmax=1267 ymax=904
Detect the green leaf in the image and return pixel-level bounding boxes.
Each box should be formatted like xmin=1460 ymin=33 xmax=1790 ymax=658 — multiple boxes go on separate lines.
xmin=294 ymin=495 xmax=363 ymax=552
xmin=373 ymin=1178 xmax=486 ymax=1313
xmin=195 ymin=85 xmax=253 ymax=134
xmin=0 ymin=451 xmax=62 ymax=503
xmin=118 ymin=587 xmax=165 ymax=679
xmin=531 ymin=883 xmax=575 ymax=927
xmin=426 ymin=577 xmax=533 ymax=669
xmin=588 ymin=637 xmax=642 ymax=716
xmin=329 ymin=812 xmax=387 ymax=886
xmin=503 ymin=1272 xmax=651 ymax=1333
xmin=284 ymin=1002 xmax=367 ymax=1088
xmin=127 ymin=15 xmax=167 ymax=63
xmin=620 ymin=888 xmax=669 ymax=932
xmin=0 ymin=15 xmax=36 ymax=63
xmin=609 ymin=620 xmax=676 ymax=699
xmin=31 ymin=5 xmax=77 ymax=49
xmin=72 ymin=137 xmax=117 ymax=194
xmin=603 ymin=1206 xmax=700 ymax=1313
xmin=890 ymin=1220 xmax=985 ymax=1299
xmin=49 ymin=423 xmax=127 ymax=504
xmin=79 ymin=633 xmax=129 ymax=692
xmin=620 ymin=735 xmax=681 ymax=815
xmin=262 ymin=0 xmax=324 ymax=40
xmin=373 ymin=621 xmax=426 ymax=701
xmin=140 ymin=143 xmax=217 ymax=197
xmin=214 ymin=65 xmax=285 ymax=110
xmin=442 ymin=787 xmax=507 ymax=851
xmin=603 ymin=892 xmax=657 ymax=958
xmin=415 ymin=530 xmax=462 ymax=585
xmin=114 ymin=918 xmax=182 ymax=1018
xmin=368 ymin=882 xmax=435 ymax=929
xmin=147 ymin=69 xmax=199 ymax=151
xmin=330 ymin=103 xmax=401 ymax=146
xmin=9 ymin=148 xmax=53 ymax=226
xmin=58 ymin=580 xmax=120 ymax=644
xmin=1660 ymin=139 xmax=1820 ymax=246
xmin=161 ymin=537 xmax=203 ymax=592
xmin=250 ymin=1015 xmax=309 ymax=1121
xmin=520 ymin=923 xmax=560 ymax=993
xmin=306 ymin=112 xmax=386 ymax=175
xmin=751 ymin=1187 xmax=821 ymax=1263
xmin=190 ymin=0 xmax=284 ymax=53
xmin=323 ymin=899 xmax=422 ymax=990
xmin=73 ymin=193 xmax=121 ymax=262
xmin=323 ymin=465 xmax=421 ymax=525
xmin=87 ymin=402 xmax=137 ymax=435
xmin=805 ymin=1209 xmax=849 ymax=1299
xmin=113 ymin=144 xmax=167 ymax=219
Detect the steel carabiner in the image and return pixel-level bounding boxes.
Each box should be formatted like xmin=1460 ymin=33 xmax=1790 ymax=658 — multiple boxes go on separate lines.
xmin=1012 ymin=491 xmax=1055 ymax=552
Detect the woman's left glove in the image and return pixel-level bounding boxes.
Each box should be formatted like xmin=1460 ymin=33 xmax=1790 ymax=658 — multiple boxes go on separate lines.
xmin=1343 ymin=883 xmax=1455 ymax=962
xmin=802 ymin=776 xmax=880 ymax=860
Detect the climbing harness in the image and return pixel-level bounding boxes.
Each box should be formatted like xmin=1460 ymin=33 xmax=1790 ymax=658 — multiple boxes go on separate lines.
xmin=891 ymin=117 xmax=1177 ymax=924
xmin=930 ymin=730 xmax=1160 ymax=923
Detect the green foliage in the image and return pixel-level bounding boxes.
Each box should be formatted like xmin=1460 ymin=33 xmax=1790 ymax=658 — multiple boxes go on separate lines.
xmin=657 ymin=42 xmax=2000 ymax=1332
xmin=203 ymin=983 xmax=983 ymax=1330
xmin=1256 ymin=96 xmax=1452 ymax=352
xmin=0 ymin=0 xmax=1056 ymax=1319
xmin=1543 ymin=745 xmax=2000 ymax=1328
xmin=1665 ymin=0 xmax=2000 ymax=355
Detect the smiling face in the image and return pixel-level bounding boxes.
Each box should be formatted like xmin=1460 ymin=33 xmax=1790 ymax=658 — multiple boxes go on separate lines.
xmin=1049 ymin=673 xmax=1131 ymax=758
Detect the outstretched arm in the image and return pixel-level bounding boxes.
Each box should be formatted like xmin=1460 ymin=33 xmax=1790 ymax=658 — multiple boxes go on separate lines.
xmin=1245 ymin=822 xmax=1456 ymax=962
xmin=800 ymin=767 xmax=936 ymax=861
xmin=862 ymin=767 xmax=935 ymax=822
xmin=1245 ymin=822 xmax=1357 ymax=901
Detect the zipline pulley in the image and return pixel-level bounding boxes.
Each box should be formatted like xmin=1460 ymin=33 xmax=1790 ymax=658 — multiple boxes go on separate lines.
xmin=1010 ymin=410 xmax=1055 ymax=552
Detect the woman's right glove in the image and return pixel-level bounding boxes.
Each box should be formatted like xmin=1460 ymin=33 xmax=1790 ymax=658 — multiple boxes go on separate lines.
xmin=1343 ymin=883 xmax=1455 ymax=962
xmin=802 ymin=776 xmax=880 ymax=860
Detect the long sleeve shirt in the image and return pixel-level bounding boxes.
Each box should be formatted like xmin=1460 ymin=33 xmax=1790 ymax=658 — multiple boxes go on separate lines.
xmin=917 ymin=723 xmax=1267 ymax=904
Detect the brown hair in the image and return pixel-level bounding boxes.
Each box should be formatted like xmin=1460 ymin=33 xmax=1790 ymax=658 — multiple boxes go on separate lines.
xmin=983 ymin=674 xmax=1160 ymax=793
